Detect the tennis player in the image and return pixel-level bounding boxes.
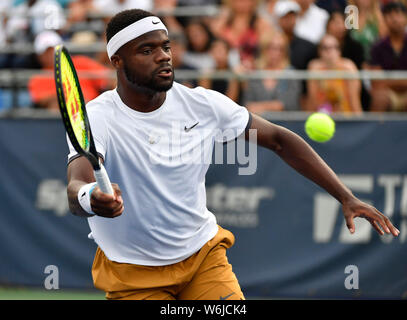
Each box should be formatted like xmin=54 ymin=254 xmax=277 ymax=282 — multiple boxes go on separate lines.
xmin=66 ymin=9 xmax=400 ymax=300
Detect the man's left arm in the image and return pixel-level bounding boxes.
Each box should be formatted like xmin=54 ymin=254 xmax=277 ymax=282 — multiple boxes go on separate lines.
xmin=245 ymin=113 xmax=400 ymax=237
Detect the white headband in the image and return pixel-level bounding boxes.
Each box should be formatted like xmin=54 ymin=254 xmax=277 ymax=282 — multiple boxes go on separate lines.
xmin=106 ymin=16 xmax=168 ymax=59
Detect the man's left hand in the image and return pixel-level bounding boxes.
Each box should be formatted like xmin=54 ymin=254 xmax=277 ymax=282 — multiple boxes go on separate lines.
xmin=342 ymin=197 xmax=400 ymax=236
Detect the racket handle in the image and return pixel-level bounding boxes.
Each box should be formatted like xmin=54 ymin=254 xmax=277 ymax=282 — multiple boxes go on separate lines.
xmin=93 ymin=164 xmax=114 ymax=195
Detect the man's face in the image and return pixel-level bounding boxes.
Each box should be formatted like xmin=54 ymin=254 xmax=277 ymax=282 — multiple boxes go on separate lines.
xmin=278 ymin=12 xmax=297 ymax=35
xmin=38 ymin=47 xmax=55 ymax=69
xmin=116 ymin=30 xmax=174 ymax=92
xmin=384 ymin=10 xmax=407 ymax=35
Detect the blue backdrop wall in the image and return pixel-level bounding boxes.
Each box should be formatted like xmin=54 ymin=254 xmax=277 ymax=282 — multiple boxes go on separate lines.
xmin=0 ymin=116 xmax=406 ymax=298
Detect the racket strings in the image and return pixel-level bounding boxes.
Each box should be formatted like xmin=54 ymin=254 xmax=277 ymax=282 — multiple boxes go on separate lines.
xmin=60 ymin=52 xmax=89 ymax=151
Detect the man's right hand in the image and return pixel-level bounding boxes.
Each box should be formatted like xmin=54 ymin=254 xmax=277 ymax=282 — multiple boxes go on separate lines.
xmin=90 ymin=183 xmax=124 ymax=218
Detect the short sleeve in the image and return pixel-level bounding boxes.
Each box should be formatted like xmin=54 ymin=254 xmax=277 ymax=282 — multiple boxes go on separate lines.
xmin=66 ymin=104 xmax=108 ymax=164
xmin=204 ymin=89 xmax=250 ymax=143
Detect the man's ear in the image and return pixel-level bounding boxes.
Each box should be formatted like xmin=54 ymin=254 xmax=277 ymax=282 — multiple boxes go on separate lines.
xmin=110 ymin=54 xmax=122 ymax=70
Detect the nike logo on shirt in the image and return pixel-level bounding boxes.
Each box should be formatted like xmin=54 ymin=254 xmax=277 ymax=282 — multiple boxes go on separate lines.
xmin=184 ymin=122 xmax=199 ymax=132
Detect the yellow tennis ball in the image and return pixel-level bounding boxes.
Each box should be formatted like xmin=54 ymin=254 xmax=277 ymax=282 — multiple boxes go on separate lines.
xmin=305 ymin=112 xmax=335 ymax=143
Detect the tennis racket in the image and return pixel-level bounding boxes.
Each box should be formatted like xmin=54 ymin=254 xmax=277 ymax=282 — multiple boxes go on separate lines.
xmin=54 ymin=45 xmax=114 ymax=195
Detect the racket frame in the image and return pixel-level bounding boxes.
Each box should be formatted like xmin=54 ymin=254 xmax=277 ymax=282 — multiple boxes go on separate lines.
xmin=54 ymin=45 xmax=100 ymax=169
xmin=54 ymin=45 xmax=114 ymax=196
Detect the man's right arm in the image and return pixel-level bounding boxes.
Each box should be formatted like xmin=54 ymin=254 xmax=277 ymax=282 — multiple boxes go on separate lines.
xmin=67 ymin=156 xmax=124 ymax=218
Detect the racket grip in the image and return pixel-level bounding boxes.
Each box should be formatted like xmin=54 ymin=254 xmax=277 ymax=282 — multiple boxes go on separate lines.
xmin=93 ymin=164 xmax=114 ymax=195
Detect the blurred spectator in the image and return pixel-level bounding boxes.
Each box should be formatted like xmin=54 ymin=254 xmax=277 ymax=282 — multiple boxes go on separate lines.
xmin=242 ymin=32 xmax=302 ymax=113
xmin=94 ymin=31 xmax=112 ymax=69
xmin=172 ymin=0 xmax=221 ymax=28
xmin=315 ymin=0 xmax=347 ymax=13
xmin=258 ymin=0 xmax=279 ymax=28
xmin=369 ymin=2 xmax=407 ymax=112
xmin=348 ymin=0 xmax=387 ymax=62
xmin=199 ymin=38 xmax=240 ymax=101
xmin=0 ymin=0 xmax=12 ymax=47
xmin=154 ymin=0 xmax=184 ymax=33
xmin=66 ymin=0 xmax=94 ymax=25
xmin=70 ymin=29 xmax=98 ymax=46
xmin=93 ymin=0 xmax=153 ymax=16
xmin=6 ymin=0 xmax=65 ymax=42
xmin=326 ymin=10 xmax=364 ymax=69
xmin=2 ymin=0 xmax=65 ymax=68
xmin=307 ymin=34 xmax=362 ymax=114
xmin=294 ymin=0 xmax=329 ymax=44
xmin=64 ymin=0 xmax=105 ymax=38
xmin=177 ymin=0 xmax=221 ymax=5
xmin=0 ymin=0 xmax=15 ymax=68
xmin=169 ymin=32 xmax=198 ymax=88
xmin=183 ymin=19 xmax=216 ymax=70
xmin=56 ymin=0 xmax=71 ymax=7
xmin=211 ymin=0 xmax=274 ymax=70
xmin=274 ymin=0 xmax=317 ymax=70
xmin=69 ymin=29 xmax=101 ymax=62
xmin=326 ymin=10 xmax=371 ymax=111
xmin=380 ymin=0 xmax=407 ymax=5
xmin=28 ymin=30 xmax=112 ymax=112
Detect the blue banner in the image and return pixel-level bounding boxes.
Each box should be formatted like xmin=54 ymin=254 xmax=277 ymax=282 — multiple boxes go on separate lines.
xmin=0 ymin=115 xmax=406 ymax=298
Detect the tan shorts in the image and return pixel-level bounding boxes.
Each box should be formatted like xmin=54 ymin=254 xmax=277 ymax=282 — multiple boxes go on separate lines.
xmin=91 ymin=225 xmax=245 ymax=300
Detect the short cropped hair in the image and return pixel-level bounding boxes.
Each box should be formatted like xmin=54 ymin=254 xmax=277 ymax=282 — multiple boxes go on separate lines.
xmin=106 ymin=9 xmax=154 ymax=43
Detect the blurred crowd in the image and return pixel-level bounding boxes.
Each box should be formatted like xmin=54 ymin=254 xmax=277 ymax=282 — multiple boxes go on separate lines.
xmin=1 ymin=0 xmax=407 ymax=114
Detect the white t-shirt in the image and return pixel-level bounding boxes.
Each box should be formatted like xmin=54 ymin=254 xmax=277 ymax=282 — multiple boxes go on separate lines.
xmin=67 ymin=82 xmax=250 ymax=266
xmin=294 ymin=4 xmax=329 ymax=44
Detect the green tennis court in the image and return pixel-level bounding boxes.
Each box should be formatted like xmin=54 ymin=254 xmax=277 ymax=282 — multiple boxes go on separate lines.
xmin=0 ymin=286 xmax=105 ymax=300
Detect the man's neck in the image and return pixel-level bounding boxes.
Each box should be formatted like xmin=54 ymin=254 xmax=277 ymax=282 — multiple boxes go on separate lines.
xmin=285 ymin=30 xmax=294 ymax=42
xmin=389 ymin=31 xmax=406 ymax=53
xmin=389 ymin=31 xmax=406 ymax=42
xmin=299 ymin=4 xmax=310 ymax=16
xmin=116 ymin=82 xmax=167 ymax=113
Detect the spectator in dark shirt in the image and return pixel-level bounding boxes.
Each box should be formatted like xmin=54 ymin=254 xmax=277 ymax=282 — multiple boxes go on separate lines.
xmin=273 ymin=1 xmax=317 ymax=108
xmin=348 ymin=0 xmax=387 ymax=62
xmin=369 ymin=2 xmax=407 ymax=112
xmin=315 ymin=0 xmax=347 ymax=13
xmin=274 ymin=0 xmax=317 ymax=70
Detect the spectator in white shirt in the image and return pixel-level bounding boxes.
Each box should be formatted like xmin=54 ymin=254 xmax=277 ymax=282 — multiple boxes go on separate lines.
xmin=294 ymin=0 xmax=329 ymax=44
xmin=92 ymin=0 xmax=153 ymax=15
